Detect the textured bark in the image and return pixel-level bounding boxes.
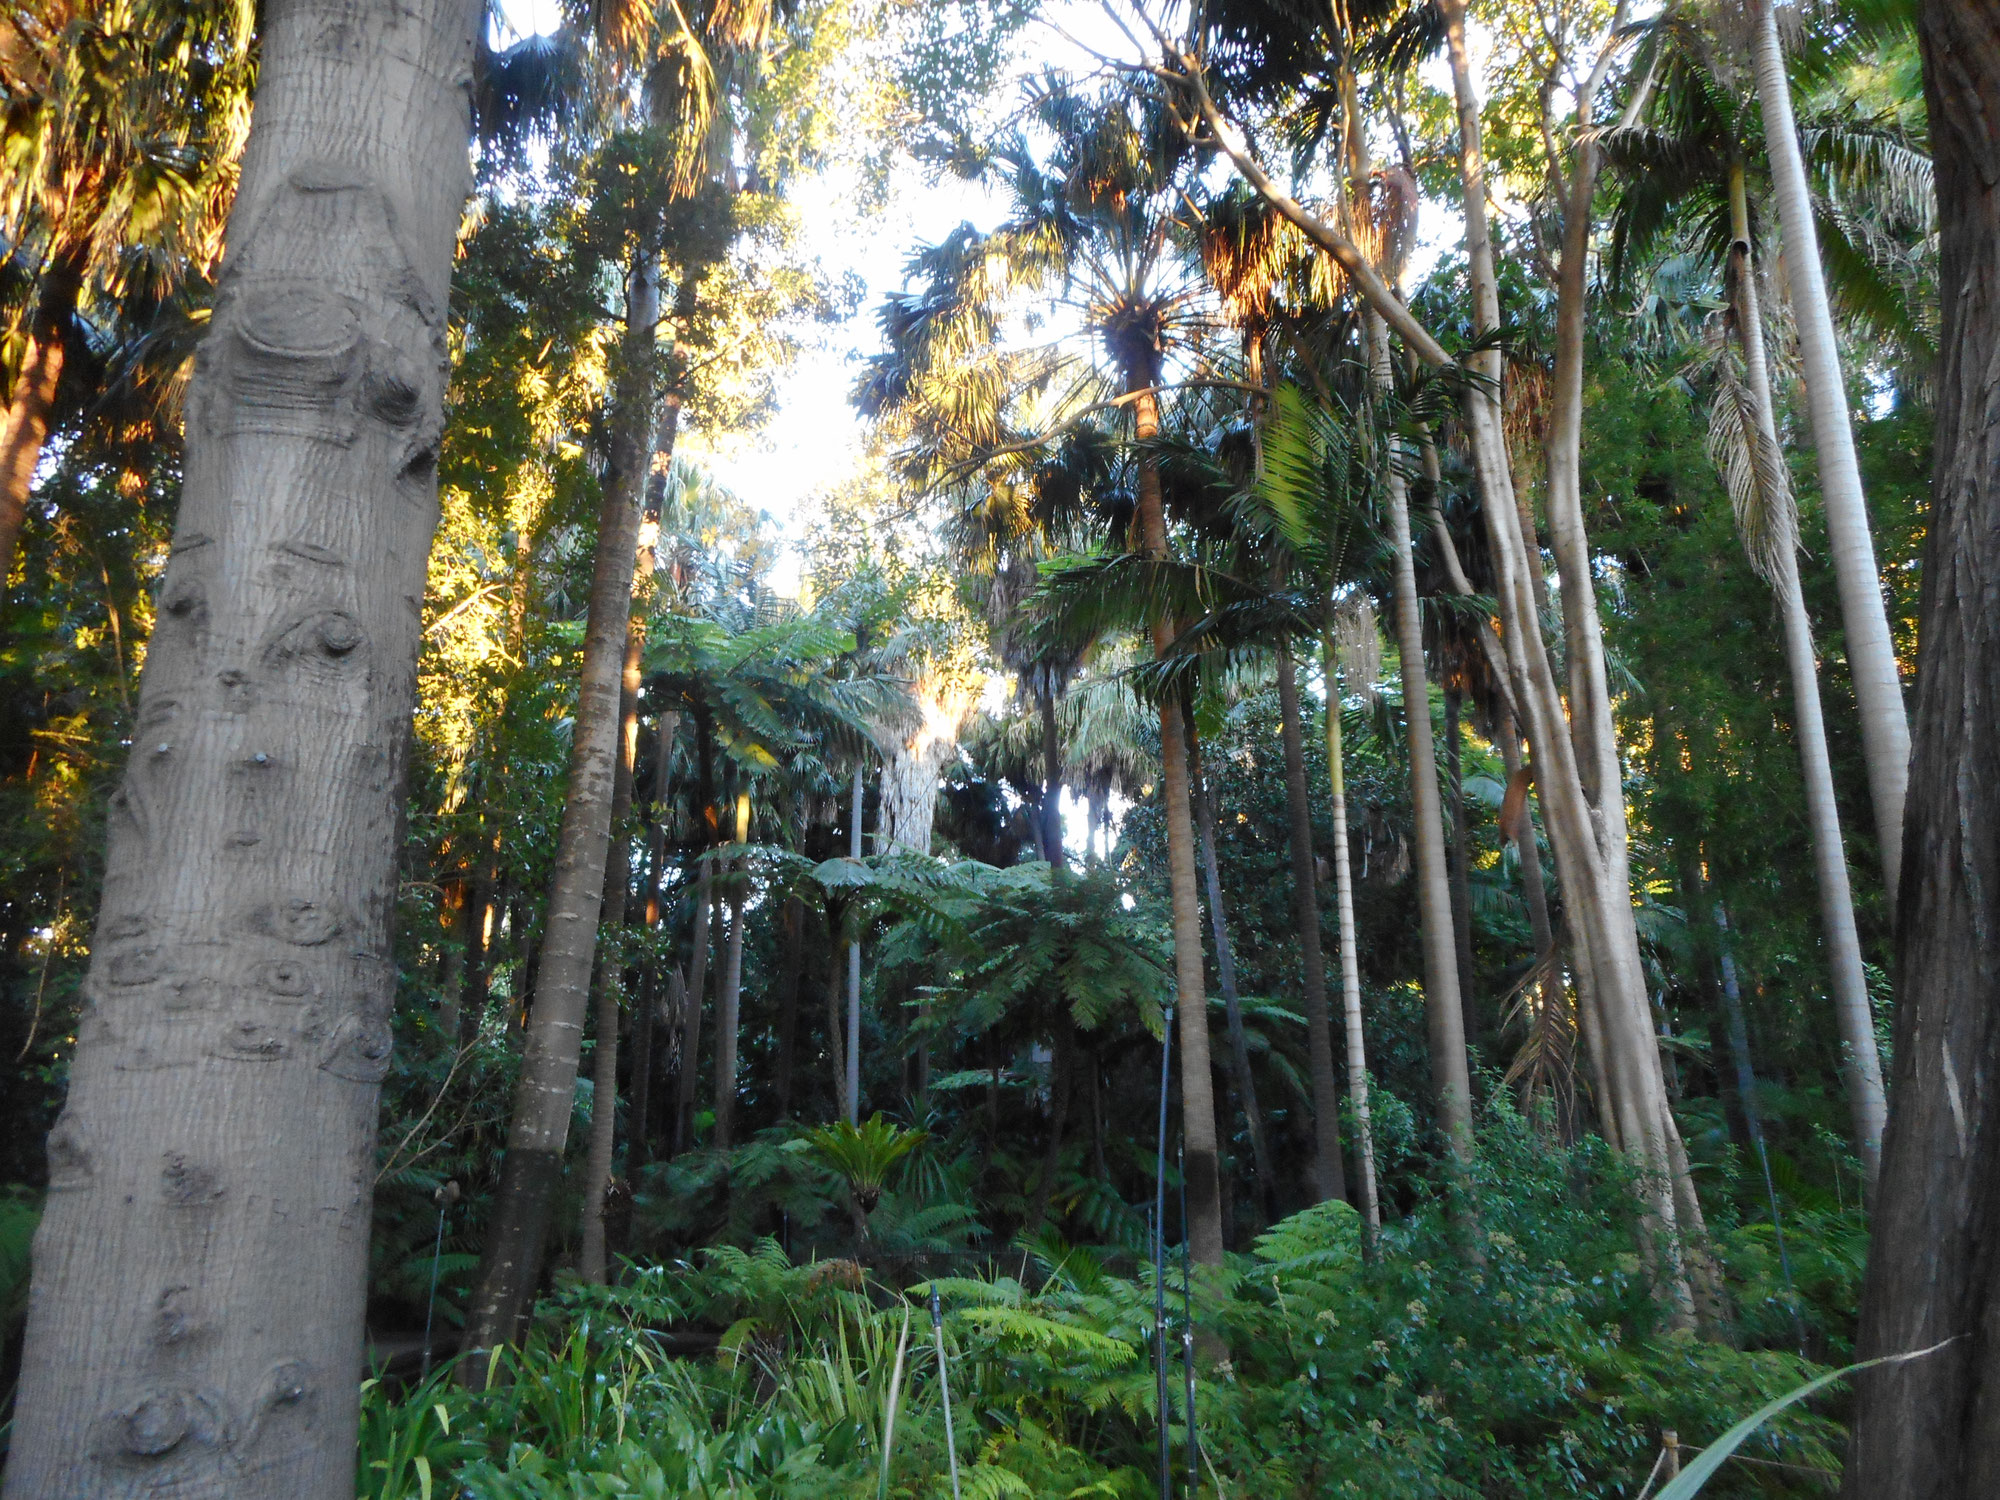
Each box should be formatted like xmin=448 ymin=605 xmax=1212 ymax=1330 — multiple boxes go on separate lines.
xmin=1366 ymin=307 xmax=1473 ymax=1153
xmin=577 ymin=617 xmax=643 ymax=1284
xmin=0 ymin=256 xmax=79 ymax=582
xmin=2 ymin=2 xmax=477 ymax=1493
xmin=712 ymin=791 xmax=749 ymax=1149
xmin=1725 ymin=180 xmax=1886 ymax=1183
xmin=1844 ymin=7 xmax=2000 ymax=1490
xmin=1324 ymin=633 xmax=1381 ymax=1233
xmin=772 ymin=895 xmax=805 ymax=1119
xmin=465 ymin=241 xmax=657 ymax=1358
xmin=1275 ymin=639 xmax=1347 ymax=1205
xmin=625 ymin=712 xmax=678 ymax=1179
xmin=1039 ymin=679 xmax=1065 ymax=864
xmin=1189 ymin=718 xmax=1277 ymax=1218
xmin=878 ymin=677 xmax=973 ymax=856
xmin=1747 ymin=0 xmax=1910 ymax=899
xmin=1132 ymin=381 xmax=1225 ymax=1266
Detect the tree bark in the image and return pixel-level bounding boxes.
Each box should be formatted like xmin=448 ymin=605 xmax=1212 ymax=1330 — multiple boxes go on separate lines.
xmin=1275 ymin=637 xmax=1347 ymax=1205
xmin=1843 ymin=8 xmax=2000 ymax=1490
xmin=713 ymin=790 xmax=749 ymax=1149
xmin=1132 ymin=380 xmax=1225 ymax=1266
xmin=1366 ymin=307 xmax=1473 ymax=1155
xmin=1039 ymin=676 xmax=1065 ymax=865
xmin=2 ymin=1 xmax=476 ymax=1492
xmin=0 ymin=256 xmax=80 ymax=583
xmin=626 ymin=710 xmax=679 ymax=1180
xmin=772 ymin=895 xmax=804 ymax=1119
xmin=1725 ymin=172 xmax=1887 ymax=1185
xmin=577 ymin=617 xmax=643 ymax=1284
xmin=465 ymin=239 xmax=658 ymax=1359
xmin=1324 ymin=632 xmax=1381 ymax=1234
xmin=674 ymin=718 xmax=717 ymax=1152
xmin=1746 ymin=0 xmax=1910 ymax=900
xmin=1189 ymin=712 xmax=1278 ymax=1218
xmin=878 ymin=676 xmax=972 ymax=855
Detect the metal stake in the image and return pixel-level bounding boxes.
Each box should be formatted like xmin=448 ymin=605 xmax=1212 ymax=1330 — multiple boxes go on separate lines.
xmin=1180 ymin=1144 xmax=1196 ymax=1494
xmin=1155 ymin=1004 xmax=1174 ymax=1500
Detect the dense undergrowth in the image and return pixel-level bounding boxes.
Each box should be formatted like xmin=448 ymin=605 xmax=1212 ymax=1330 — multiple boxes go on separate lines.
xmin=361 ymin=1113 xmax=1850 ymax=1499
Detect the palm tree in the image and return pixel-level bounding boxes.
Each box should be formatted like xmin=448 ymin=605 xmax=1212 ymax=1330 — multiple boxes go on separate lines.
xmin=0 ymin=0 xmax=253 ymax=578
xmin=1744 ymin=0 xmax=1910 ymax=899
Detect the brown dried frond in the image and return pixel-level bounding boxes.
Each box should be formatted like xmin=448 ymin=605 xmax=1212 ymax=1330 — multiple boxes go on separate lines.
xmin=1499 ymin=951 xmax=1578 ymax=1135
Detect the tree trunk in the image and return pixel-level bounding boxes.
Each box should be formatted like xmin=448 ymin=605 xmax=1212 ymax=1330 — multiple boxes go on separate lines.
xmin=1022 ymin=1013 xmax=1073 ymax=1238
xmin=0 ymin=255 xmax=80 ymax=581
xmin=1366 ymin=308 xmax=1473 ymax=1155
xmin=1444 ymin=687 xmax=1480 ymax=1050
xmin=625 ymin=710 xmax=678 ymax=1180
xmin=1725 ymin=174 xmax=1887 ymax=1185
xmin=1843 ymin=8 xmax=2000 ymax=1488
xmin=1747 ymin=0 xmax=1910 ymax=899
xmin=713 ymin=790 xmax=750 ymax=1149
xmin=844 ymin=761 xmax=864 ymax=1123
xmin=877 ymin=677 xmax=972 ymax=856
xmin=773 ymin=895 xmax=804 ymax=1119
xmin=1275 ymin=637 xmax=1347 ymax=1205
xmin=674 ymin=719 xmax=717 ymax=1153
xmin=1324 ymin=632 xmax=1381 ymax=1234
xmin=1 ymin=2 xmax=476 ymax=1491
xmin=465 ymin=240 xmax=658 ymax=1359
xmin=1039 ymin=676 xmax=1065 ymax=865
xmin=1132 ymin=380 xmax=1225 ymax=1267
xmin=1188 ymin=712 xmax=1278 ymax=1218
xmin=577 ymin=626 xmax=641 ymax=1285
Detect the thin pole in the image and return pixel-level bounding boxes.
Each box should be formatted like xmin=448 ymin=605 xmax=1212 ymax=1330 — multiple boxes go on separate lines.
xmin=420 ymin=1180 xmax=458 ymax=1380
xmin=1179 ymin=1143 xmax=1197 ymax=1496
xmin=1155 ymin=1003 xmax=1174 ymax=1500
xmin=846 ymin=761 xmax=865 ymax=1124
xmin=932 ymin=1283 xmax=962 ymax=1500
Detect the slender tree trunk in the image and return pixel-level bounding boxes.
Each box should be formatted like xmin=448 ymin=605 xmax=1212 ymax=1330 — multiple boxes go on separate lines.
xmin=1746 ymin=0 xmax=1910 ymax=899
xmin=1188 ymin=714 xmax=1278 ymax=1217
xmin=626 ymin=710 xmax=678 ymax=1180
xmin=1844 ymin=10 xmax=2000 ymax=1487
xmin=2 ymin=2 xmax=476 ymax=1491
xmin=773 ymin=896 xmax=804 ymax=1119
xmin=0 ymin=255 xmax=80 ymax=582
xmin=674 ymin=721 xmax=717 ymax=1153
xmin=1276 ymin=637 xmax=1347 ymax=1205
xmin=1324 ymin=633 xmax=1381 ymax=1234
xmin=1131 ymin=379 xmax=1225 ymax=1267
xmin=824 ymin=943 xmax=847 ymax=1122
xmin=1022 ymin=1013 xmax=1073 ymax=1238
xmin=1726 ymin=175 xmax=1887 ymax=1184
xmin=844 ymin=763 xmax=864 ymax=1124
xmin=1366 ymin=308 xmax=1473 ymax=1154
xmin=713 ymin=790 xmax=750 ymax=1149
xmin=577 ymin=632 xmax=640 ymax=1285
xmin=466 ymin=240 xmax=658 ymax=1359
xmin=1039 ymin=677 xmax=1065 ymax=865
xmin=1444 ymin=688 xmax=1480 ymax=1049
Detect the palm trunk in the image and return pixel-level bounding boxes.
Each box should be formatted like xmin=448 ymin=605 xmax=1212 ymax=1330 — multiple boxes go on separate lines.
xmin=1844 ymin=11 xmax=2000 ymax=1483
xmin=1276 ymin=637 xmax=1348 ymax=1205
xmin=1366 ymin=308 xmax=1474 ymax=1155
xmin=713 ymin=790 xmax=750 ymax=1149
xmin=626 ymin=710 xmax=679 ymax=1179
xmin=1444 ymin=689 xmax=1480 ymax=1050
xmin=674 ymin=720 xmax=717 ymax=1152
xmin=577 ymin=619 xmax=643 ymax=1284
xmin=1131 ymin=379 xmax=1226 ymax=1266
xmin=1188 ymin=713 xmax=1278 ymax=1218
xmin=1726 ymin=173 xmax=1887 ymax=1184
xmin=1323 ymin=633 xmax=1382 ymax=1234
xmin=1022 ymin=1013 xmax=1073 ymax=1237
xmin=773 ymin=895 xmax=805 ymax=1119
xmin=2 ymin=2 xmax=475 ymax=1489
xmin=0 ymin=255 xmax=80 ymax=580
xmin=467 ymin=241 xmax=658 ymax=1357
xmin=1039 ymin=676 xmax=1065 ymax=864
xmin=1746 ymin=0 xmax=1910 ymax=900
xmin=844 ymin=761 xmax=864 ymax=1124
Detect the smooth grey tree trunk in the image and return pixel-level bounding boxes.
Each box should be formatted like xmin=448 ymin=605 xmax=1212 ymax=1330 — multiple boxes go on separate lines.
xmin=1366 ymin=308 xmax=1473 ymax=1155
xmin=464 ymin=242 xmax=658 ymax=1359
xmin=1323 ymin=633 xmax=1382 ymax=1234
xmin=713 ymin=791 xmax=749 ymax=1148
xmin=1723 ymin=181 xmax=1887 ymax=1185
xmin=1275 ymin=637 xmax=1347 ymax=1205
xmin=1746 ymin=0 xmax=1910 ymax=900
xmin=2 ymin=1 xmax=477 ymax=1492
